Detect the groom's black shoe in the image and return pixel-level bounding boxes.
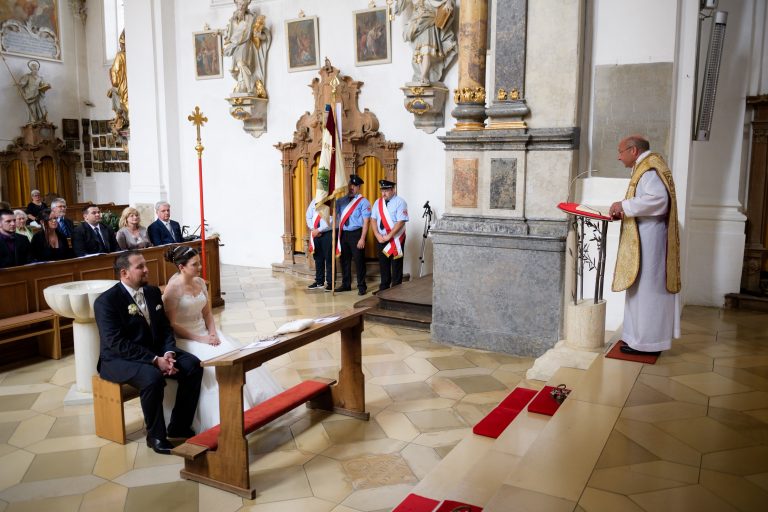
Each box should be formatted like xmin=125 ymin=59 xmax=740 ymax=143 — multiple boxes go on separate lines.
xmin=167 ymin=427 xmax=195 ymax=440
xmin=146 ymin=436 xmax=174 ymax=455
xmin=619 ymin=344 xmax=661 ymax=356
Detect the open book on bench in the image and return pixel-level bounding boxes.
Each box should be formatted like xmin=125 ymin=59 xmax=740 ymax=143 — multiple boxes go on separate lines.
xmin=557 ymin=202 xmax=614 ymax=221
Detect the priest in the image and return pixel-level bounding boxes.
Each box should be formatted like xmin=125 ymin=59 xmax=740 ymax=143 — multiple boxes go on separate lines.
xmin=609 ymin=135 xmax=681 ymax=356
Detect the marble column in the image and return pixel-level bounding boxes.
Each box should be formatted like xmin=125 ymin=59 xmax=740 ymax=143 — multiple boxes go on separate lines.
xmin=452 ymin=0 xmax=489 ymax=130
xmin=486 ymin=0 xmax=530 ymax=129
xmin=123 ymin=0 xmax=182 ymax=225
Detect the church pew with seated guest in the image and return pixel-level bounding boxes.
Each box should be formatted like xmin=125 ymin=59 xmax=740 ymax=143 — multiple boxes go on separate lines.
xmin=50 ymin=198 xmax=74 ymax=239
xmin=25 ymin=189 xmax=47 ymax=222
xmin=148 ymin=201 xmax=183 ymax=245
xmin=116 ymin=206 xmax=152 ymax=250
xmin=14 ymin=210 xmax=34 ymax=242
xmin=31 ymin=210 xmax=74 ymax=262
xmin=0 ymin=208 xmax=31 ymax=268
xmin=72 ymin=205 xmax=120 ymax=256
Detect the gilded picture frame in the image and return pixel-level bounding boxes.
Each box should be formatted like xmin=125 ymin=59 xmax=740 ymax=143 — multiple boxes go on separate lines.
xmin=193 ymin=29 xmax=223 ymax=80
xmin=0 ymin=0 xmax=61 ymax=61
xmin=285 ymin=16 xmax=319 ymax=72
xmin=353 ymin=7 xmax=391 ymax=67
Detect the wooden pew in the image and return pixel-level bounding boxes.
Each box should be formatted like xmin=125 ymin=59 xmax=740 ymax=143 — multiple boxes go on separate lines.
xmin=0 ymin=238 xmax=223 ymax=364
xmin=172 ymin=308 xmax=369 ymax=498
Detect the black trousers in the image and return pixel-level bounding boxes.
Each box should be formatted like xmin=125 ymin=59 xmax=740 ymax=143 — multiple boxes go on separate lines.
xmin=312 ymin=231 xmax=334 ymax=285
xmin=101 ymin=350 xmax=202 ymax=439
xmin=377 ymin=241 xmax=404 ymax=290
xmin=340 ymin=228 xmax=367 ymax=291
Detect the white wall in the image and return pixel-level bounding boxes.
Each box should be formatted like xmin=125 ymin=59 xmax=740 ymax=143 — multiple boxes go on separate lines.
xmin=168 ymin=0 xmax=454 ymax=269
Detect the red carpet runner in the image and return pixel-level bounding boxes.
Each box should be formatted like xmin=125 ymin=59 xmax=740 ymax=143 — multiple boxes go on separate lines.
xmin=393 ymin=493 xmax=482 ymax=512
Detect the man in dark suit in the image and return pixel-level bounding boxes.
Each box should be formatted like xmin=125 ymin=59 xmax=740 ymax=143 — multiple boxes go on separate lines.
xmin=95 ymin=251 xmax=203 ymax=454
xmin=72 ymin=205 xmax=120 ymax=256
xmin=0 ymin=208 xmax=31 ymax=268
xmin=147 ymin=201 xmax=183 ymax=246
xmin=50 ymin=198 xmax=74 ymax=238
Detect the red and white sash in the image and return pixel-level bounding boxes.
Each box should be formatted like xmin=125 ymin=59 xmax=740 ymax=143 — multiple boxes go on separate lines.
xmin=335 ymin=195 xmax=364 ymax=256
xmin=378 ymin=199 xmax=405 ymax=259
xmin=308 ymin=212 xmax=321 ymax=253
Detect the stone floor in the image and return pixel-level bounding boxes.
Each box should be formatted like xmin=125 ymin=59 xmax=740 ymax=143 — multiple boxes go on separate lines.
xmin=0 ymin=266 xmax=766 ymax=511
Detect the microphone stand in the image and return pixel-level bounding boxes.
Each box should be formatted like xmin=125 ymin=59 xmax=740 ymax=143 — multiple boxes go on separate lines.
xmin=418 ymin=201 xmax=434 ymax=278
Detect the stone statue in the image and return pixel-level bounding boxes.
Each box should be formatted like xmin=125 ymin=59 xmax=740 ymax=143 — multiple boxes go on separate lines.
xmin=223 ymin=0 xmax=271 ymax=98
xmin=394 ymin=0 xmax=457 ymax=85
xmin=107 ymin=30 xmax=129 ymax=131
xmin=18 ymin=60 xmax=50 ymax=124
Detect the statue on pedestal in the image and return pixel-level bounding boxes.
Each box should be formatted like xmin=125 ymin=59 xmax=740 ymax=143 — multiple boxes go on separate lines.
xmin=19 ymin=60 xmax=50 ymax=124
xmin=393 ymin=0 xmax=457 ymax=86
xmin=107 ymin=30 xmax=129 ymax=133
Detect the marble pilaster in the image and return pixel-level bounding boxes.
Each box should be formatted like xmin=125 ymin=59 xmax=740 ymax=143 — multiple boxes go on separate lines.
xmin=452 ymin=0 xmax=488 ymax=130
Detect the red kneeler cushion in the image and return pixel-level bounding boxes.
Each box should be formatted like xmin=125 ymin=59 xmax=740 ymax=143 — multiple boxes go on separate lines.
xmin=392 ymin=494 xmax=440 ymax=512
xmin=187 ymin=379 xmax=331 ymax=451
xmin=473 ymin=387 xmax=537 ymax=438
xmin=435 ymin=500 xmax=483 ymax=512
xmin=605 ymin=340 xmax=659 ymax=364
xmin=527 ymin=385 xmax=570 ymax=416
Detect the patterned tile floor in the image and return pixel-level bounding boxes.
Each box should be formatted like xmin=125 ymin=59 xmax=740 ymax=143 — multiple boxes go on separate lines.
xmin=0 ymin=267 xmax=766 ymax=511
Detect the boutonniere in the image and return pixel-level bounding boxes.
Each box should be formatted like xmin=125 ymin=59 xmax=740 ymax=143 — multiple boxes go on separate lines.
xmin=155 ymin=304 xmax=162 ymax=311
xmin=128 ymin=304 xmax=140 ymax=316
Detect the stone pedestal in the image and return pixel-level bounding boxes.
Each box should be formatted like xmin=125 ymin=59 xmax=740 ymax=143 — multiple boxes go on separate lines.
xmin=44 ymin=280 xmax=118 ymax=405
xmin=401 ymin=84 xmax=449 ymax=134
xmin=226 ymin=94 xmax=268 ymax=138
xmin=565 ymin=300 xmax=606 ymax=349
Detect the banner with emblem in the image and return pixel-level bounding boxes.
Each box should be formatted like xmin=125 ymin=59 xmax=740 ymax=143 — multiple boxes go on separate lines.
xmin=313 ymin=103 xmax=347 ymax=225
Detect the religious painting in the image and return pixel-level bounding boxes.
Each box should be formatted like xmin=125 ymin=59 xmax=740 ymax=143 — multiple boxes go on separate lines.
xmin=452 ymin=159 xmax=478 ymax=208
xmin=61 ymin=118 xmax=78 ymax=139
xmin=285 ymin=16 xmax=319 ymax=72
xmin=0 ymin=0 xmax=61 ymax=61
xmin=193 ymin=29 xmax=222 ymax=80
xmin=353 ymin=7 xmax=390 ymax=67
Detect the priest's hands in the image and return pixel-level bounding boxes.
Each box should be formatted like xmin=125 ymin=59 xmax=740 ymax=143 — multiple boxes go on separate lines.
xmin=609 ymin=201 xmax=624 ymax=220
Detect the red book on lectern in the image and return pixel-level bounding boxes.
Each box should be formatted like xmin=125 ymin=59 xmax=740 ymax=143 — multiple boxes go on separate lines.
xmin=557 ymin=202 xmax=613 ymax=221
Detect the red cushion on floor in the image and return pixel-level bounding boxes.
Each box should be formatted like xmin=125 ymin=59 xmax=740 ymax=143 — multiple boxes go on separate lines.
xmin=605 ymin=340 xmax=659 ymax=364
xmin=527 ymin=385 xmax=570 ymax=416
xmin=435 ymin=500 xmax=483 ymax=512
xmin=473 ymin=387 xmax=537 ymax=438
xmin=392 ymin=493 xmax=440 ymax=512
xmin=187 ymin=379 xmax=331 ymax=451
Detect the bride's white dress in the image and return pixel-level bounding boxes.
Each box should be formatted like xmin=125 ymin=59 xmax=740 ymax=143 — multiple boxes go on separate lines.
xmin=162 ymin=292 xmax=283 ymax=433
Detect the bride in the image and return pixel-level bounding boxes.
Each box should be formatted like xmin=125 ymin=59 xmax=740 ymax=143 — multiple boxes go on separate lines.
xmin=161 ymin=245 xmax=283 ymax=432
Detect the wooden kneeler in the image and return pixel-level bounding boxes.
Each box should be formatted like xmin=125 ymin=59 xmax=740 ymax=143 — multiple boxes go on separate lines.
xmin=172 ymin=378 xmax=336 ymax=498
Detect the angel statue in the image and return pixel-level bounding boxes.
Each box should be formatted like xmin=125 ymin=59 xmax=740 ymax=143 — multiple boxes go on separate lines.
xmin=107 ymin=30 xmax=129 ymax=131
xmin=393 ymin=0 xmax=457 ymax=85
xmin=223 ymin=0 xmax=271 ymax=98
xmin=19 ymin=60 xmax=51 ymax=124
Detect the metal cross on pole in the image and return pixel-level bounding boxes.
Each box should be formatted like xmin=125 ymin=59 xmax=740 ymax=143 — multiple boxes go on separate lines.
xmin=187 ymin=106 xmax=208 ymax=280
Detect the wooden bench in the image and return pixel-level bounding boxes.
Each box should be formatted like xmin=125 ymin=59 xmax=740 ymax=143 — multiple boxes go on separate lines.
xmin=0 ymin=310 xmax=61 ymax=360
xmin=172 ymin=307 xmax=369 ymax=498
xmin=91 ymin=375 xmax=141 ymax=444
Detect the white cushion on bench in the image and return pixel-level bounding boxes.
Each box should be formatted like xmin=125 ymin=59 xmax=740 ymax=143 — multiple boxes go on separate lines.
xmin=275 ymin=318 xmax=314 ymax=334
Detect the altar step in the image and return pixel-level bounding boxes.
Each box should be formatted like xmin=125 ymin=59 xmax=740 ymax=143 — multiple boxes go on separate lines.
xmin=408 ymin=351 xmax=643 ymax=511
xmin=354 ymin=275 xmax=432 ymax=331
xmin=725 ymin=292 xmax=768 ymax=313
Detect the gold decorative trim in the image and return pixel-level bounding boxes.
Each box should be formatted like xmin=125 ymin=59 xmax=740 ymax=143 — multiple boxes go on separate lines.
xmin=410 ymin=86 xmax=425 ymax=96
xmin=497 ymin=88 xmax=507 ymax=101
xmin=486 ymin=120 xmax=527 ymax=130
xmin=406 ymin=98 xmax=430 ymax=115
xmin=454 ymin=122 xmax=485 ymax=131
xmin=454 ymin=86 xmax=486 ymax=104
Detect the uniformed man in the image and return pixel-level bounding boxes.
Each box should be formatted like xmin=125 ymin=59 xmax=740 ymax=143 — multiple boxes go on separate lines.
xmin=306 ymin=198 xmax=334 ymax=291
xmin=370 ymin=180 xmax=408 ymax=291
xmin=335 ymin=174 xmax=372 ymax=295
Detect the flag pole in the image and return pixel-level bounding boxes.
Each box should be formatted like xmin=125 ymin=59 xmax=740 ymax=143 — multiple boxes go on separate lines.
xmin=187 ymin=106 xmax=208 ymax=280
xmin=330 ymin=74 xmax=341 ymax=295
xmin=332 ymin=197 xmax=337 ymax=295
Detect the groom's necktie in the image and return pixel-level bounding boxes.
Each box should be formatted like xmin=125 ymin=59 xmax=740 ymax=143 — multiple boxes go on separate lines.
xmin=135 ymin=289 xmax=151 ymax=325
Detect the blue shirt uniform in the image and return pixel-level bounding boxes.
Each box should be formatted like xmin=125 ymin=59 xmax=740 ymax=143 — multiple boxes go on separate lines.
xmin=370 ymin=195 xmax=408 ymax=235
xmin=336 ymin=194 xmax=372 ymax=230
xmin=306 ymin=200 xmax=333 ymax=232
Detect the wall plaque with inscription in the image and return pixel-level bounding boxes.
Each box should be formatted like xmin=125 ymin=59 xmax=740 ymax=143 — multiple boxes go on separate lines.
xmin=0 ymin=0 xmax=62 ymax=61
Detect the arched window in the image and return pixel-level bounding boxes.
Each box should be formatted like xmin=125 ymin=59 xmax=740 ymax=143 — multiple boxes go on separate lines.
xmin=103 ymin=0 xmax=125 ymax=63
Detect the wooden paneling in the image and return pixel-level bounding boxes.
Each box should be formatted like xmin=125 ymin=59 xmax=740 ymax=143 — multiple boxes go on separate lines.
xmin=33 ymin=274 xmax=73 ymax=311
xmin=0 ymin=281 xmax=29 ymax=316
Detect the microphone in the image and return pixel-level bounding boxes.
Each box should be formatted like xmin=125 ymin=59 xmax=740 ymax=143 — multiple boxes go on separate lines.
xmin=566 ymin=170 xmax=598 ymax=203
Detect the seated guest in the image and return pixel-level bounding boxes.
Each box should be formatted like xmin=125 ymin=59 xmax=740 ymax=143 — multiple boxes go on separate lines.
xmin=26 ymin=189 xmax=47 ymax=222
xmin=148 ymin=201 xmax=183 ymax=246
xmin=116 ymin=207 xmax=152 ymax=250
xmin=72 ymin=205 xmax=119 ymax=256
xmin=31 ymin=210 xmax=73 ymax=262
xmin=50 ymin=198 xmax=74 ymax=238
xmin=14 ymin=210 xmax=34 ymax=242
xmin=0 ymin=208 xmax=31 ymax=268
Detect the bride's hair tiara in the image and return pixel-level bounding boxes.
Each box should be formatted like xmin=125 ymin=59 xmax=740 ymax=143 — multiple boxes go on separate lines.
xmin=164 ymin=245 xmax=198 ymax=266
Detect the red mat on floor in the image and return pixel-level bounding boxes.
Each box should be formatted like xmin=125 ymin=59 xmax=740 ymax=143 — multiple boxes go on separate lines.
xmin=527 ymin=385 xmax=570 ymax=416
xmin=393 ymin=494 xmax=482 ymax=512
xmin=473 ymin=387 xmax=537 ymax=438
xmin=604 ymin=340 xmax=659 ymax=364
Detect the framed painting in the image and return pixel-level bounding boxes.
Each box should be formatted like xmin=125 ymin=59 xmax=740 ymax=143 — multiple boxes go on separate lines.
xmin=0 ymin=0 xmax=61 ymax=61
xmin=193 ymin=29 xmax=223 ymax=79
xmin=285 ymin=16 xmax=319 ymax=72
xmin=353 ymin=7 xmax=390 ymax=66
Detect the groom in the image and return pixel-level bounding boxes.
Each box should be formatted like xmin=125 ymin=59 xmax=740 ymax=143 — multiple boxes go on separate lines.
xmin=95 ymin=250 xmax=203 ymax=454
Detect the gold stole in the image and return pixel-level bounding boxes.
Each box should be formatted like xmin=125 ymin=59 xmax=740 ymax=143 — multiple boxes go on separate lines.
xmin=611 ymin=153 xmax=681 ymax=293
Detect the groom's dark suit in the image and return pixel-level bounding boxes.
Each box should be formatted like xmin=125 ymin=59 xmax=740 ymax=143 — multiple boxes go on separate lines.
xmin=95 ymin=282 xmax=203 ymax=443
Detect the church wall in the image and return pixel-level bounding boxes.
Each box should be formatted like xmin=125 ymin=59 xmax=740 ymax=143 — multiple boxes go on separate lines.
xmin=166 ymin=0 xmax=456 ymax=269
xmin=0 ymin=3 xmax=88 ymax=202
